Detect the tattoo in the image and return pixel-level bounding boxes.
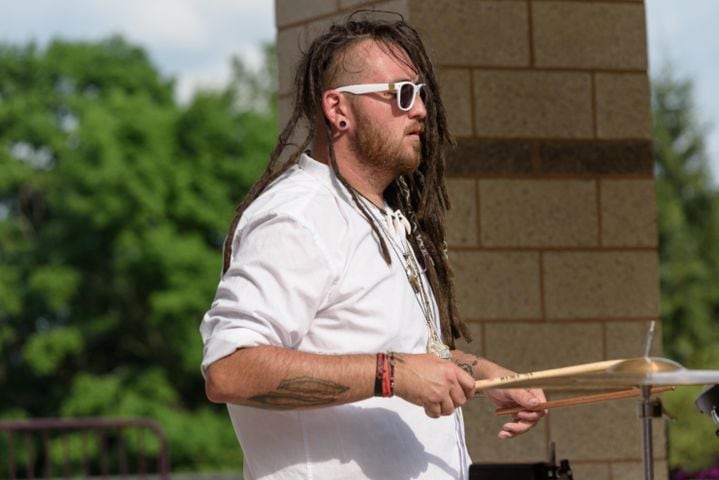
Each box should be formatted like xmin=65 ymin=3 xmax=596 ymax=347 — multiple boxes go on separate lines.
xmin=454 ymin=359 xmax=478 ymax=376
xmin=249 ymin=376 xmax=349 ymax=410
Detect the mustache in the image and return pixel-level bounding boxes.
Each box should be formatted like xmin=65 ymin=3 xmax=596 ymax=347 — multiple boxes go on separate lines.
xmin=404 ymin=122 xmax=425 ymax=135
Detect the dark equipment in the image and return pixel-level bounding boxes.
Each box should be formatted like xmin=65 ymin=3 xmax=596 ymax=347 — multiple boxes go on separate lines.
xmin=695 ymin=384 xmax=719 ymax=436
xmin=469 ymin=442 xmax=573 ymax=479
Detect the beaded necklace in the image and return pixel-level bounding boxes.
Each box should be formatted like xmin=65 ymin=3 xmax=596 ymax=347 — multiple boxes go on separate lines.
xmin=363 ymin=199 xmax=451 ymax=359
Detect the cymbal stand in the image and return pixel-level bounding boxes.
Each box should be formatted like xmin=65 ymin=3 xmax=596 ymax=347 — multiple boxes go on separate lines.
xmin=638 ymin=385 xmax=663 ymax=480
xmin=639 ymin=321 xmax=661 ymax=480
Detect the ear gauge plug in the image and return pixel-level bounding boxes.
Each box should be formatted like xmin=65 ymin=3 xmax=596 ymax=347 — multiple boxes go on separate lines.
xmin=339 ymin=120 xmax=347 ymax=129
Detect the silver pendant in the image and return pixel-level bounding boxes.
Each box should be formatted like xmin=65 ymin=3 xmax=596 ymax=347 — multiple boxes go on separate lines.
xmin=427 ymin=337 xmax=451 ymax=359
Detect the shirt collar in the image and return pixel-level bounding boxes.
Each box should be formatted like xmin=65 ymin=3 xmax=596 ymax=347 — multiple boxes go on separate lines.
xmin=298 ymin=152 xmax=355 ymax=206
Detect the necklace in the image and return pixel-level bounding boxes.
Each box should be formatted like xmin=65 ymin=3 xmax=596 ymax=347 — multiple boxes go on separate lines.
xmin=363 ymin=200 xmax=451 ymax=359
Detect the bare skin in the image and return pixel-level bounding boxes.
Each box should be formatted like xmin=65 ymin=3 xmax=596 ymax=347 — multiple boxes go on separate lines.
xmin=205 ymin=38 xmax=547 ymax=438
xmin=206 ymin=346 xmax=545 ymax=438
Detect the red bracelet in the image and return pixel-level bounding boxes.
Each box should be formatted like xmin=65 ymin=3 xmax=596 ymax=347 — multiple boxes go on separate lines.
xmin=381 ymin=353 xmax=391 ymax=397
xmin=374 ymin=353 xmax=395 ymax=398
xmin=374 ymin=353 xmax=394 ymax=397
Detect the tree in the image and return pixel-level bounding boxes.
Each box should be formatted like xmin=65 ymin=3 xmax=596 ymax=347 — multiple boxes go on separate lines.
xmin=0 ymin=37 xmax=277 ymax=472
xmin=653 ymin=65 xmax=719 ymax=470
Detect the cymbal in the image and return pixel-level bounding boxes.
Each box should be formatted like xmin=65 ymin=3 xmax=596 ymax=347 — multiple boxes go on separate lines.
xmin=475 ymin=357 xmax=719 ymax=390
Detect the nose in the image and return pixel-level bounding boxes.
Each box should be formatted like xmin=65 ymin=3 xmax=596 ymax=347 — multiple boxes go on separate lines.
xmin=409 ymin=91 xmax=427 ymax=120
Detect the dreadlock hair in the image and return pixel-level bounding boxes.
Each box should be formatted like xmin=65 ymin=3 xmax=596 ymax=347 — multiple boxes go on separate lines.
xmin=222 ymin=12 xmax=471 ymax=347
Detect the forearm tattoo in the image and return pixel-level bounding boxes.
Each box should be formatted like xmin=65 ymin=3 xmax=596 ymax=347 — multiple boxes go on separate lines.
xmin=454 ymin=358 xmax=478 ymax=376
xmin=249 ymin=376 xmax=349 ymax=409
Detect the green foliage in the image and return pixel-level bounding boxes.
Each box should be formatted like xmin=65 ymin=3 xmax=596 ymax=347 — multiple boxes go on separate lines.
xmin=654 ymin=66 xmax=719 ymax=469
xmin=0 ymin=36 xmax=275 ymax=471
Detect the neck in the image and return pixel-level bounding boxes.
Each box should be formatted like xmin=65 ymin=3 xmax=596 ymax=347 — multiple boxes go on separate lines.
xmin=312 ymin=135 xmax=393 ymax=209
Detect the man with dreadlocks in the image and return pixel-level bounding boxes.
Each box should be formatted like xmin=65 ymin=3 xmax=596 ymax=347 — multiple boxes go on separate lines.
xmin=200 ymin=13 xmax=546 ymax=480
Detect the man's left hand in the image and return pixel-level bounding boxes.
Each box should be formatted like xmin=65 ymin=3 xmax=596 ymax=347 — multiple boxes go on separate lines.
xmin=484 ymin=386 xmax=547 ymax=439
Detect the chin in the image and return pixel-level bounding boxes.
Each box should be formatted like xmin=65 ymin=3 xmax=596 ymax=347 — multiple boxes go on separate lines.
xmin=397 ymin=154 xmax=421 ymax=176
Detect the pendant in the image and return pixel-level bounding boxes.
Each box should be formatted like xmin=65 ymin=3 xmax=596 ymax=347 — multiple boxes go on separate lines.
xmin=427 ymin=337 xmax=451 ymax=359
xmin=404 ymin=255 xmax=421 ymax=293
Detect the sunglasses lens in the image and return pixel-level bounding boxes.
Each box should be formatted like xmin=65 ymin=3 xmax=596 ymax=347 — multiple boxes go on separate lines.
xmin=419 ymin=86 xmax=427 ymax=103
xmin=399 ymin=83 xmax=415 ymax=110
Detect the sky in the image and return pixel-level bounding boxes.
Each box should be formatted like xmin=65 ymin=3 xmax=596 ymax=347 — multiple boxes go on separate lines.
xmin=0 ymin=0 xmax=717 ymax=179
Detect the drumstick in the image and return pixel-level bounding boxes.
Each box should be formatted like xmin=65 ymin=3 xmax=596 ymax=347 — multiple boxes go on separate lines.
xmin=495 ymin=386 xmax=675 ymax=416
xmin=475 ymin=359 xmax=626 ymax=391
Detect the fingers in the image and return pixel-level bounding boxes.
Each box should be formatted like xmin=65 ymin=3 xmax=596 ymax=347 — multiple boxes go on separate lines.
xmin=456 ymin=368 xmax=477 ymax=398
xmin=424 ymin=376 xmax=470 ymax=418
xmin=499 ymin=417 xmax=539 ymax=439
xmin=510 ymin=388 xmax=543 ymax=409
xmin=496 ymin=388 xmax=548 ymax=438
xmin=395 ymin=353 xmax=475 ymax=418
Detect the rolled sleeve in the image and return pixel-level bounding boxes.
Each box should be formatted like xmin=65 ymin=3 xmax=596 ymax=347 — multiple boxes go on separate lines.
xmin=200 ymin=213 xmax=336 ymax=375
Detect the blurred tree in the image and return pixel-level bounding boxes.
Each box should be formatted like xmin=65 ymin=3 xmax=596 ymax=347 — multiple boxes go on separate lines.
xmin=653 ymin=66 xmax=719 ymax=470
xmin=0 ymin=37 xmax=276 ymax=472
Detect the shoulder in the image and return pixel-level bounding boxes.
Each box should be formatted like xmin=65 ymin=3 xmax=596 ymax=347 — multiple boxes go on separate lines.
xmin=231 ymin=165 xmax=356 ymax=270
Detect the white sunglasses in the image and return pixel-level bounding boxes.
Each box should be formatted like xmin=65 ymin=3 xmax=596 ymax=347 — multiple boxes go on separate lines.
xmin=335 ymin=81 xmax=427 ymax=111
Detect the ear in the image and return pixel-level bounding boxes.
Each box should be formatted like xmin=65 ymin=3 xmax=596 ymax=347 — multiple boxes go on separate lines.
xmin=322 ymin=89 xmax=351 ymax=132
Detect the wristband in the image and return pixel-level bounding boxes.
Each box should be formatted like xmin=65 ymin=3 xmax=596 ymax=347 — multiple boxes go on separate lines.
xmin=374 ymin=353 xmax=395 ymax=398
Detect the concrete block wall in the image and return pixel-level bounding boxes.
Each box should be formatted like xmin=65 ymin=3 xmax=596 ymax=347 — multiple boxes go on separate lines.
xmin=275 ymin=1 xmax=662 ymax=477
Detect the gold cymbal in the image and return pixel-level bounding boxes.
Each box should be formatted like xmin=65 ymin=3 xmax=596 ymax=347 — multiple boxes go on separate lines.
xmin=475 ymin=357 xmax=719 ymax=390
xmin=607 ymin=357 xmax=682 ymax=375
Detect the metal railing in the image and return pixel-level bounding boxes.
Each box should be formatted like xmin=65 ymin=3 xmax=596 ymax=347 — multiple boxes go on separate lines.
xmin=0 ymin=417 xmax=170 ymax=480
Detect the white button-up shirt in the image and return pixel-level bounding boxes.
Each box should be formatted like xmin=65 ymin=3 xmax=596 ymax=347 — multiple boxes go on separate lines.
xmin=200 ymin=153 xmax=470 ymax=479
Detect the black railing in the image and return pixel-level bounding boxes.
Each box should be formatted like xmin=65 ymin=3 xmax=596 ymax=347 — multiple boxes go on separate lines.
xmin=0 ymin=417 xmax=170 ymax=479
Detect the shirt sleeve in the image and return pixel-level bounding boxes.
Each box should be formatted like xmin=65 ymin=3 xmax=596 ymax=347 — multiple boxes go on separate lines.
xmin=199 ymin=212 xmax=337 ymax=375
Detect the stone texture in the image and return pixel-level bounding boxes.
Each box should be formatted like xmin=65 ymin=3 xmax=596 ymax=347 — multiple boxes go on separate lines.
xmin=596 ymin=73 xmax=652 ymax=139
xmin=445 ymin=178 xmax=478 ymax=247
xmin=483 ymin=322 xmax=604 ymax=374
xmin=411 ymin=0 xmax=529 ymax=66
xmin=549 ymin=397 xmax=665 ymax=460
xmin=543 ymin=252 xmax=661 ymax=319
xmin=278 ymin=1 xmax=410 ymax=95
xmin=463 ymin=396 xmax=548 ymax=463
xmin=605 ymin=320 xmax=663 ymax=360
xmin=452 ymin=251 xmax=541 ymax=320
xmin=612 ymin=461 xmax=669 ymax=480
xmin=339 ymin=0 xmax=375 ymax=9
xmin=479 ymin=179 xmax=598 ymax=247
xmin=533 ymin=1 xmax=648 ymax=70
xmin=446 ymin=140 xmax=655 ymax=177
xmin=568 ymin=463 xmax=611 ymax=480
xmin=305 ymin=1 xmax=410 ymax=49
xmin=339 ymin=0 xmax=408 ymax=10
xmin=540 ymin=141 xmax=653 ymax=175
xmin=601 ymin=179 xmax=658 ymax=247
xmin=453 ymin=320 xmax=483 ymax=356
xmin=275 ymin=0 xmax=338 ymax=28
xmin=437 ymin=68 xmax=473 ymax=137
xmin=473 ymin=71 xmax=593 ymax=138
xmin=446 ymin=139 xmax=533 ymax=176
xmin=278 ymin=95 xmax=293 ymax=130
xmin=277 ymin=25 xmax=305 ymax=96
xmin=277 ymin=96 xmax=310 ymax=164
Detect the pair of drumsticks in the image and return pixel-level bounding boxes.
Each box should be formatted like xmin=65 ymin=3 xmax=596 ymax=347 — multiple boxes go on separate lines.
xmin=472 ymin=359 xmax=675 ymax=416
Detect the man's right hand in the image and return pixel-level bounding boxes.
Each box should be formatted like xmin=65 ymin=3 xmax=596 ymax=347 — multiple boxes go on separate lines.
xmin=392 ymin=353 xmax=476 ymax=418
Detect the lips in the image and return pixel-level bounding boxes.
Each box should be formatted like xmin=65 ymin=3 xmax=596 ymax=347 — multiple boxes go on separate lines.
xmin=405 ymin=123 xmax=424 ymax=136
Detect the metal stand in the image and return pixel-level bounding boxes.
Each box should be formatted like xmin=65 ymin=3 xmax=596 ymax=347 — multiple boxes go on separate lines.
xmin=639 ymin=385 xmax=663 ymax=480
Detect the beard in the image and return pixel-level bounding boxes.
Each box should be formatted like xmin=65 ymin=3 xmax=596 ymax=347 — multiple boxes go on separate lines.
xmin=350 ymin=108 xmax=422 ymax=178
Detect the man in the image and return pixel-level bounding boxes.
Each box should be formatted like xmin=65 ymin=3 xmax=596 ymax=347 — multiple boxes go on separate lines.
xmin=200 ymin=14 xmax=546 ymax=479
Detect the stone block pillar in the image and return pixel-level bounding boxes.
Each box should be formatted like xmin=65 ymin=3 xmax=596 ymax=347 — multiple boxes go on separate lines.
xmin=275 ymin=1 xmax=661 ymax=478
